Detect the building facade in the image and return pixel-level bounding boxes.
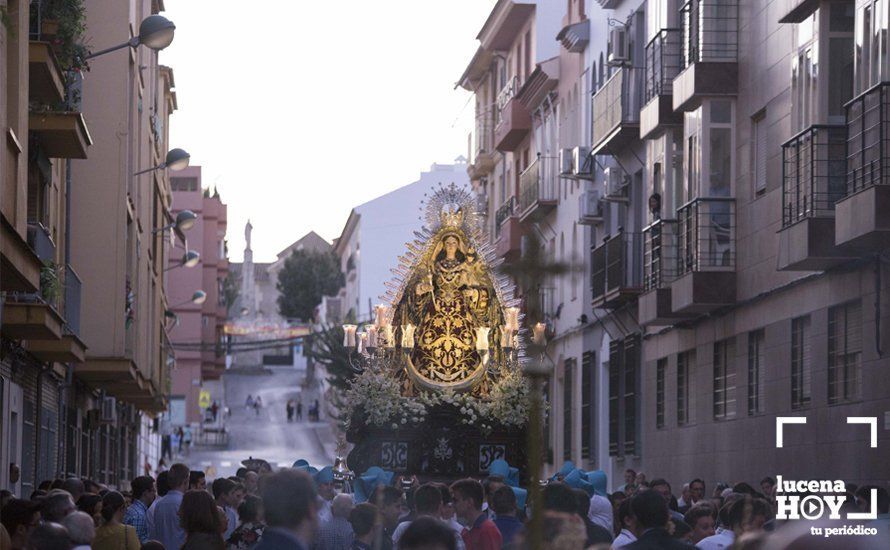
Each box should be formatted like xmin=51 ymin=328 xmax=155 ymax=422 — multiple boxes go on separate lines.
xmin=2 ymin=0 xmax=180 ymax=493
xmin=167 ymin=166 xmax=228 ymax=425
xmin=462 ymin=0 xmax=889 ymax=488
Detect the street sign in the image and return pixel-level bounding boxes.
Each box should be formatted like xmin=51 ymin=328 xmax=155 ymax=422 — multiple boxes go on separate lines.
xmin=198 ymin=390 xmax=211 ymax=409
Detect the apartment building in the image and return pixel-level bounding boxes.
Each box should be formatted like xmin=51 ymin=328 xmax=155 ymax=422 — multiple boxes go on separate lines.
xmin=167 ymin=167 xmax=228 ymax=425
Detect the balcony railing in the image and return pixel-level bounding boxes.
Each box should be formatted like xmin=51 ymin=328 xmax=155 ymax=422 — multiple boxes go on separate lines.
xmin=782 ymin=124 xmax=847 ymax=227
xmin=518 ymin=155 xmax=558 ymax=214
xmin=681 ymin=0 xmax=739 ymax=68
xmin=64 ymin=264 xmax=82 ymax=336
xmin=27 ymin=223 xmax=56 ymax=262
xmin=845 ymin=81 xmax=890 ymax=196
xmin=643 ymin=219 xmax=679 ymax=291
xmin=494 ymin=197 xmax=516 ymax=238
xmin=592 ymin=67 xmax=643 ymax=151
xmin=496 ymin=76 xmax=520 ymax=113
xmin=645 ymin=29 xmax=682 ymax=102
xmin=677 ymin=198 xmax=735 ymax=275
xmin=474 ymin=114 xmax=494 ymax=159
xmin=591 ymin=231 xmax=643 ymax=304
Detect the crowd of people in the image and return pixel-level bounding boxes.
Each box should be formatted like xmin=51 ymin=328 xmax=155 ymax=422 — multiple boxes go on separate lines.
xmin=2 ymin=462 xmax=888 ymax=550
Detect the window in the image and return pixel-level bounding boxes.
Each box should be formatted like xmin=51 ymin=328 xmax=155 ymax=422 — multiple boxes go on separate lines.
xmin=685 ymin=100 xmax=734 ymax=199
xmin=751 ymin=112 xmax=767 ymax=194
xmin=581 ymin=351 xmax=593 ymax=459
xmin=608 ymin=335 xmax=641 ymax=456
xmin=677 ymin=350 xmax=695 ymax=425
xmin=828 ymin=301 xmax=862 ymax=404
xmin=171 ymin=177 xmax=198 ymax=192
xmin=656 ymin=358 xmax=666 ymax=429
xmin=27 ymin=147 xmax=52 ymax=227
xmin=747 ymin=329 xmax=765 ymax=415
xmin=791 ymin=316 xmax=812 ymax=409
xmin=563 ymin=358 xmax=574 ymax=460
xmin=713 ymin=338 xmax=736 ymax=420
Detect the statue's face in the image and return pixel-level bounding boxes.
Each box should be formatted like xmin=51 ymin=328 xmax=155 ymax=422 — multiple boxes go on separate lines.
xmin=444 ymin=236 xmax=459 ymax=256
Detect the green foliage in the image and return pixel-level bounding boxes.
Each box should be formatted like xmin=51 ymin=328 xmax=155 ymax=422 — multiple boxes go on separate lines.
xmin=276 ymin=249 xmax=344 ymax=322
xmin=40 ymin=260 xmax=61 ymax=308
xmin=222 ymin=272 xmax=239 ymax=313
xmin=41 ymin=0 xmax=89 ymax=72
xmin=305 ymin=325 xmax=354 ymax=391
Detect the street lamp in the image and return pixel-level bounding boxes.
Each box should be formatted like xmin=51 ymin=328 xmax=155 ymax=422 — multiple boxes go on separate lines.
xmin=169 ymin=290 xmax=207 ymax=309
xmin=134 ymin=148 xmax=191 ymax=176
xmin=153 ymin=210 xmax=198 ymax=234
xmin=164 ymin=250 xmax=200 ymax=271
xmin=85 ymin=15 xmax=176 ymax=60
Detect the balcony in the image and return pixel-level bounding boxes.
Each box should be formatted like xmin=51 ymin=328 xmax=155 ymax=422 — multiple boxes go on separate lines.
xmin=592 ymin=67 xmax=643 ymax=155
xmin=641 ymin=29 xmax=684 ymax=140
xmin=835 ymin=82 xmax=890 ymax=250
xmin=469 ymin=114 xmax=496 ymax=178
xmin=777 ymin=125 xmax=856 ymax=271
xmin=591 ymin=231 xmax=643 ymax=309
xmin=494 ymin=197 xmax=523 ymax=262
xmin=672 ymin=198 xmax=735 ymax=314
xmin=26 ymin=223 xmax=55 ymax=262
xmin=494 ymin=77 xmax=531 ymax=152
xmin=638 ymin=219 xmax=693 ymax=325
xmin=1 ymin=296 xmax=63 ymax=341
xmin=29 ymin=111 xmax=92 ymax=159
xmin=28 ymin=42 xmax=65 ymax=104
xmin=64 ymin=265 xmax=82 ymax=337
xmin=672 ymin=0 xmax=739 ymax=112
xmin=518 ymin=155 xmax=558 ymax=223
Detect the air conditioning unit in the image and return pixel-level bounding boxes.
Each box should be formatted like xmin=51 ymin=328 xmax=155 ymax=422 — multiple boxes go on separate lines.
xmin=572 ymin=146 xmax=593 ymax=178
xmin=124 ymin=405 xmax=139 ymax=426
xmin=100 ymin=396 xmax=117 ymax=424
xmin=579 ymin=190 xmax=604 ymax=225
xmin=558 ymin=149 xmax=574 ymax=176
xmin=603 ymin=167 xmax=630 ymax=202
xmin=607 ymin=27 xmax=629 ymax=66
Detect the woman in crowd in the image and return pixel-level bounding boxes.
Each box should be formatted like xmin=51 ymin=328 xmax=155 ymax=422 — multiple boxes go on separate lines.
xmin=92 ymin=491 xmax=140 ymax=550
xmin=180 ymin=489 xmax=226 ymax=550
xmin=227 ymin=494 xmax=265 ymax=550
xmin=77 ymin=494 xmax=103 ymax=528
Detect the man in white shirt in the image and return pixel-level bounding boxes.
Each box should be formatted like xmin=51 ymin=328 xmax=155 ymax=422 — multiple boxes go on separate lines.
xmin=697 ymin=495 xmax=769 ymax=550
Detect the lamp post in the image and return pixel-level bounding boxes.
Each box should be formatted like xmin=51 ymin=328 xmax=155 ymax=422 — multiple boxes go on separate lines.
xmin=85 ymin=14 xmax=176 ymax=60
xmin=154 ymin=210 xmax=198 ymax=234
xmin=164 ymin=250 xmax=200 ymax=271
xmin=168 ymin=290 xmax=206 ymax=309
xmin=134 ymin=148 xmax=191 ymax=176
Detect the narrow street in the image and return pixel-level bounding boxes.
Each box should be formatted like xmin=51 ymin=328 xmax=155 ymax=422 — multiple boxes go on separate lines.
xmin=180 ymin=369 xmax=333 ymax=478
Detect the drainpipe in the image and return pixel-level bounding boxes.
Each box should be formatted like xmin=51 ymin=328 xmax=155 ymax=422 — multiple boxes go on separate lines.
xmin=876 ymin=255 xmax=883 ymax=357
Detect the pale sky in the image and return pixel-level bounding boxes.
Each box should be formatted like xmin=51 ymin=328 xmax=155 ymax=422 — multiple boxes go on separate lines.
xmin=160 ymin=1 xmax=497 ymax=262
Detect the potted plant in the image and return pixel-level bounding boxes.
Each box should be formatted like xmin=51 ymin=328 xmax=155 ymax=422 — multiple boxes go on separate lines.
xmin=40 ymin=260 xmax=62 ymax=310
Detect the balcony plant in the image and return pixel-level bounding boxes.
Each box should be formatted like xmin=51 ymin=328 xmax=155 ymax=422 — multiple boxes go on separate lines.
xmin=40 ymin=260 xmax=62 ymax=310
xmin=39 ymin=0 xmax=89 ymax=73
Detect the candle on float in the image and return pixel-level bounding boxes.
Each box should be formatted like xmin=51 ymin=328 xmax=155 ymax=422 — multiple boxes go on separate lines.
xmin=533 ymin=322 xmax=547 ymax=345
xmin=374 ymin=304 xmax=389 ymax=328
xmin=367 ymin=325 xmax=378 ymax=348
xmin=383 ymin=325 xmax=395 ymax=348
xmin=500 ymin=328 xmax=514 ymax=349
xmin=342 ymin=325 xmax=357 ymax=347
xmin=401 ymin=324 xmax=416 ymax=349
xmin=359 ymin=332 xmax=368 ymax=353
xmin=475 ymin=327 xmax=491 ymax=351
xmin=505 ymin=307 xmax=520 ymax=331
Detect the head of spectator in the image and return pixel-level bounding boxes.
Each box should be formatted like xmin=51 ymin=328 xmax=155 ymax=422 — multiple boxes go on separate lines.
xmin=235 ymin=494 xmax=263 ymax=526
xmin=131 ymin=476 xmax=157 ymax=507
xmin=155 ymin=471 xmax=170 ymax=497
xmin=630 ymin=489 xmax=669 ymax=531
xmin=61 ymin=511 xmax=94 ymax=549
xmin=0 ymin=490 xmax=13 ymax=508
xmin=330 ymin=493 xmax=354 ymax=521
xmin=539 ymin=510 xmax=587 ymax=550
xmin=609 ymin=490 xmax=627 ymax=510
xmin=634 ymin=472 xmax=647 ymax=486
xmin=398 ymin=515 xmax=456 ymax=550
xmin=60 ymin=479 xmax=84 ymax=503
xmin=650 ymin=478 xmax=674 ymax=507
xmin=413 ymin=484 xmax=443 ymax=518
xmin=450 ymin=479 xmax=486 ymax=526
xmin=760 ymin=477 xmax=775 ymax=499
xmin=82 ymin=480 xmax=103 ymax=495
xmin=349 ymin=503 xmax=377 ymax=546
xmin=684 ymin=504 xmax=716 ymax=543
xmin=623 ymin=469 xmax=636 ymax=487
xmin=235 ymin=468 xmax=248 ymax=480
xmin=369 ymin=485 xmax=403 ymax=530
xmin=26 ymin=522 xmax=71 ymax=550
xmin=431 ymin=483 xmax=455 ymax=523
xmin=189 ymin=471 xmax=207 ymax=492
xmin=259 ymin=468 xmax=317 ymax=545
xmin=100 ymin=491 xmax=128 ymax=526
xmin=481 ymin=475 xmax=505 ymax=510
xmin=43 ymin=490 xmax=77 ymax=523
xmin=140 ymin=541 xmax=164 ymax=550
xmin=76 ymin=494 xmax=102 ymax=527
xmin=38 ymin=480 xmax=53 ymax=492
xmin=614 ymin=495 xmax=637 ymax=537
xmin=490 ymin=485 xmax=516 ymax=519
xmin=229 ymin=483 xmax=246 ymax=508
xmin=168 ymin=463 xmax=190 ymax=493
xmin=211 ymin=478 xmax=237 ymax=508
xmin=712 ymin=482 xmax=729 ymax=498
xmin=689 ymin=479 xmax=706 ymax=504
xmin=1 ymin=499 xmax=41 ymax=550
xmin=179 ymin=490 xmax=224 ymax=537
xmin=855 ymin=485 xmax=890 ymax=515
xmin=723 ymin=495 xmax=771 ymax=533
xmin=680 ymin=483 xmax=691 ymax=505
xmin=243 ymin=471 xmax=259 ymax=496
xmin=541 ymin=482 xmax=576 ymax=515
xmin=732 ymin=482 xmax=761 ymax=498
xmin=672 ymin=519 xmax=692 ymax=542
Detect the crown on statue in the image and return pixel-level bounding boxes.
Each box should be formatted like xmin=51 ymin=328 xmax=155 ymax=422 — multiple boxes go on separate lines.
xmin=440 ymin=205 xmax=464 ymax=228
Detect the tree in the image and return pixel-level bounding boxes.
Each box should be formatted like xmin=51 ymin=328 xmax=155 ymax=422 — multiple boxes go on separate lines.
xmin=276 ymin=249 xmax=344 ymax=322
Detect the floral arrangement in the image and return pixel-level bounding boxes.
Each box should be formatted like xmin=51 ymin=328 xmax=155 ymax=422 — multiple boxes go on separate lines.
xmin=341 ymin=367 xmax=537 ymax=435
